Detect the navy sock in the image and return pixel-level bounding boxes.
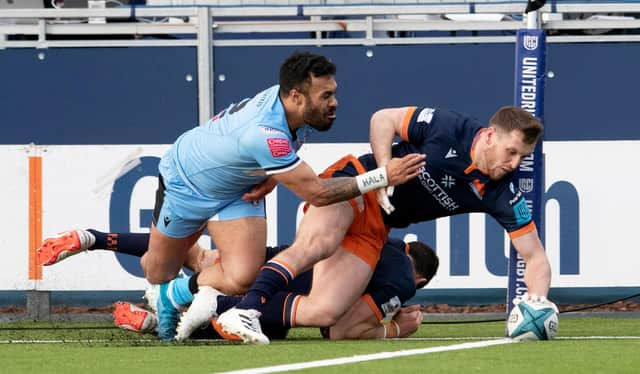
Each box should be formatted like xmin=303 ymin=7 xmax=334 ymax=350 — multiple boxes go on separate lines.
xmin=87 ymin=230 xmax=149 ymax=257
xmin=216 ymin=295 xmax=243 ymax=315
xmin=236 ymin=260 xmax=296 ymax=311
xmin=259 ymin=291 xmax=301 ymax=328
xmin=188 ymin=272 xmax=200 ymax=294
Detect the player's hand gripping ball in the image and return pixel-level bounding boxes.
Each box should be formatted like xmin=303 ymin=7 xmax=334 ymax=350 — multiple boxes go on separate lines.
xmin=507 ymin=294 xmax=559 ymax=341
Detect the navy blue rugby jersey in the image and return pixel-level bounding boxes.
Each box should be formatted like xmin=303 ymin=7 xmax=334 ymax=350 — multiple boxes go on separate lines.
xmin=358 ymin=106 xmax=535 ymax=239
xmin=364 ymin=237 xmax=416 ymax=320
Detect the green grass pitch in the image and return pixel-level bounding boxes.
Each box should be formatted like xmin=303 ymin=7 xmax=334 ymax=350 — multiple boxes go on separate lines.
xmin=1 ymin=317 xmax=638 ymax=373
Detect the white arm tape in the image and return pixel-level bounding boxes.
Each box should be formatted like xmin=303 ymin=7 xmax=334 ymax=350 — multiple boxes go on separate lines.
xmin=356 ymin=167 xmax=389 ymax=194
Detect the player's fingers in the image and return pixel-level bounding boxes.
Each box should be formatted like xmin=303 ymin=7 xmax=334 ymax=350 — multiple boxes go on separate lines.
xmin=386 ymin=185 xmax=395 ymax=197
xmin=375 ymin=189 xmax=394 ymax=214
xmin=402 ymin=153 xmax=426 ymax=162
xmin=399 ymin=166 xmax=424 ymax=183
xmin=406 ymin=155 xmax=426 ymax=170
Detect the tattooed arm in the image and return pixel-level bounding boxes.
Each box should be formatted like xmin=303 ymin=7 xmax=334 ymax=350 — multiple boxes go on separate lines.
xmin=272 ymin=156 xmax=425 ymax=207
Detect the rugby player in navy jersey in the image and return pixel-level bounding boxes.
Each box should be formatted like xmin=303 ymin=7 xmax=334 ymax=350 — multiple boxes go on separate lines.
xmin=37 ymin=229 xmax=438 ymax=340
xmin=175 ymin=237 xmax=437 ymax=341
xmin=219 ymin=106 xmax=556 ymax=344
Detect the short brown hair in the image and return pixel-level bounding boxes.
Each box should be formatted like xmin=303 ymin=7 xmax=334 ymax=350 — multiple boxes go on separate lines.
xmin=489 ymin=106 xmax=543 ymax=145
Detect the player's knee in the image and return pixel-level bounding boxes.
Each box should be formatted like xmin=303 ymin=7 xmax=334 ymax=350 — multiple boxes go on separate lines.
xmin=144 ymin=269 xmax=176 ymax=285
xmin=219 ymin=278 xmax=250 ymax=295
xmin=218 ymin=271 xmax=256 ymax=295
xmin=141 ymin=255 xmax=179 ymax=285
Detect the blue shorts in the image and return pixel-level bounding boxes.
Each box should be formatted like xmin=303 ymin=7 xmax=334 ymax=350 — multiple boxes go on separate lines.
xmin=152 ymin=174 xmax=265 ymax=238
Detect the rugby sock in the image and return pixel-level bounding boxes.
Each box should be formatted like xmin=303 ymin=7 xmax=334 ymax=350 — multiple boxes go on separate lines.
xmin=86 ymin=230 xmax=149 ymax=257
xmin=259 ymin=291 xmax=302 ymax=328
xmin=188 ymin=272 xmax=200 ymax=294
xmin=265 ymin=245 xmax=289 ymax=261
xmin=236 ymin=260 xmax=296 ymax=310
xmin=216 ymin=295 xmax=243 ymax=315
xmin=168 ymin=276 xmax=194 ymax=306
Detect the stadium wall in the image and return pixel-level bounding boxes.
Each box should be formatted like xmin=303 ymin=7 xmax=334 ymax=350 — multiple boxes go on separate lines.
xmin=1 ymin=43 xmax=639 ymax=306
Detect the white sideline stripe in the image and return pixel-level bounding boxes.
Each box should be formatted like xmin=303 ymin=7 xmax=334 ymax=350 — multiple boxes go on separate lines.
xmin=0 ymin=339 xmax=157 ymax=344
xmin=404 ymin=336 xmax=640 ymax=341
xmin=555 ymin=336 xmax=640 ymax=340
xmin=215 ymin=338 xmax=515 ymax=374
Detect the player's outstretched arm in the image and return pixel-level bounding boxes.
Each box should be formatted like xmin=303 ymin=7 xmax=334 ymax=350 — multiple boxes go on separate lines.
xmin=272 ymin=156 xmax=424 ymax=207
xmin=511 ymin=229 xmax=551 ymax=297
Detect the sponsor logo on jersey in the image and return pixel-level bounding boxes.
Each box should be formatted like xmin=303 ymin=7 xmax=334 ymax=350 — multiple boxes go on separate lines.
xmin=513 ymin=198 xmax=532 ymax=225
xmin=416 ymin=108 xmax=435 ymax=124
xmin=381 ymin=296 xmax=402 ymax=317
xmin=418 ymin=167 xmax=460 ymax=211
xmin=441 ymin=174 xmax=455 ymax=188
xmin=509 ymin=190 xmax=523 ymax=206
xmin=266 ymin=138 xmax=292 ymax=157
xmin=259 ymin=126 xmax=286 ymax=136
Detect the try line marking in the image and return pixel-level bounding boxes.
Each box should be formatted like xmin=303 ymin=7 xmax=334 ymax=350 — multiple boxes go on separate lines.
xmin=215 ymin=338 xmax=514 ymax=374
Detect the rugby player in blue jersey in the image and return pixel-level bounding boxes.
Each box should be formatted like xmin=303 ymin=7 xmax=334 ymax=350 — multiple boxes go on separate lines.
xmin=218 ymin=105 xmax=556 ymax=344
xmin=38 ymin=52 xmax=426 ymax=340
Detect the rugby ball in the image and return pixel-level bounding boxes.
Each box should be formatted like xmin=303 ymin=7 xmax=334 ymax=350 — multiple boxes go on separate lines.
xmin=507 ymin=300 xmax=559 ymax=341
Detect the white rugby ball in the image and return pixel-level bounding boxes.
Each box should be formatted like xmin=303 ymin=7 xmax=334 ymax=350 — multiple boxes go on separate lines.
xmin=507 ymin=300 xmax=559 ymax=341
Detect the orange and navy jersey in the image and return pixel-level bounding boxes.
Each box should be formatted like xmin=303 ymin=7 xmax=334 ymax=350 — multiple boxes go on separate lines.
xmin=362 ymin=237 xmax=416 ymax=320
xmin=268 ymin=238 xmax=416 ymax=314
xmin=354 ymin=106 xmax=535 ymax=239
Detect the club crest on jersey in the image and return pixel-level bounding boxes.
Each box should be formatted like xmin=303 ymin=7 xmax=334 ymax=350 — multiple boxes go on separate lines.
xmin=519 ymin=178 xmax=534 ymax=193
xmin=416 ymin=108 xmax=435 ymax=124
xmin=266 ymin=138 xmax=292 ymax=157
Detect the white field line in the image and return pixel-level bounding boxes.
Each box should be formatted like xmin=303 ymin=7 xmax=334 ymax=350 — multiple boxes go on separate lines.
xmin=215 ymin=338 xmax=515 ymax=374
xmin=403 ymin=336 xmax=640 ymax=341
xmin=0 ymin=339 xmax=157 ymax=344
xmin=555 ymin=336 xmax=640 ymax=340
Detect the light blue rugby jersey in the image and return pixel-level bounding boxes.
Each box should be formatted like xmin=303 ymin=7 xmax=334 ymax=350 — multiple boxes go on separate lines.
xmin=160 ymin=85 xmax=302 ymax=200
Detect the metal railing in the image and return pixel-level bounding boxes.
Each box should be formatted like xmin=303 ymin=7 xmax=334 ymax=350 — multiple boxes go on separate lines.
xmin=1 ymin=3 xmax=639 ymax=49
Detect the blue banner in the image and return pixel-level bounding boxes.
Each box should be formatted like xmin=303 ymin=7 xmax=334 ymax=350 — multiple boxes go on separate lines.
xmin=507 ymin=29 xmax=547 ymax=315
